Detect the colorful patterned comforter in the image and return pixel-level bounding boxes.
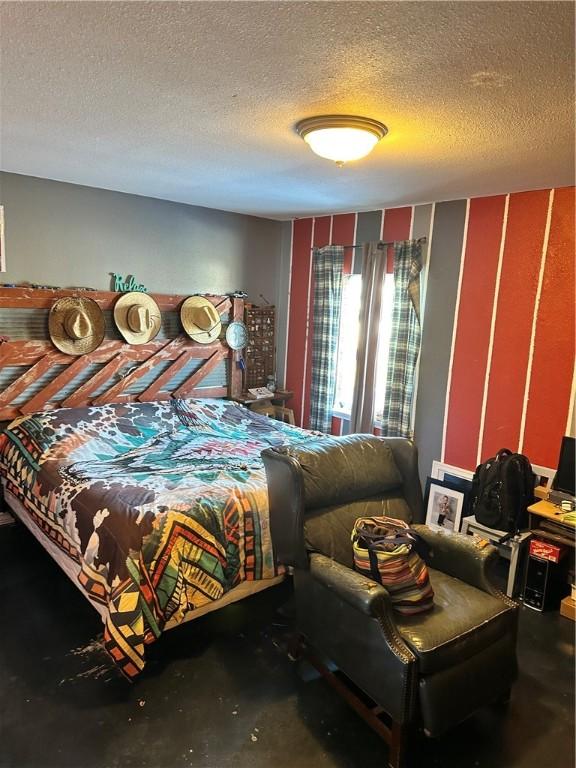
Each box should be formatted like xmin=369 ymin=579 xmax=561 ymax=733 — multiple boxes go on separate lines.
xmin=0 ymin=399 xmax=318 ymax=677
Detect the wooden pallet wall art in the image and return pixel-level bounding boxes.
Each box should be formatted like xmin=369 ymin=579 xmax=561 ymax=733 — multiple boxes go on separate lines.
xmin=0 ymin=287 xmax=244 ymax=421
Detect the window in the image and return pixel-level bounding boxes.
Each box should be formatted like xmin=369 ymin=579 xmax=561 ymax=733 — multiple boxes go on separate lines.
xmin=333 ymin=273 xmax=394 ymax=422
xmin=333 ymin=275 xmax=362 ymax=415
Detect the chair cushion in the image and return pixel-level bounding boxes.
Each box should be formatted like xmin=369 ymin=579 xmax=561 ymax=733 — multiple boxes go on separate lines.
xmin=304 ymin=496 xmax=413 ymax=568
xmin=280 ymin=435 xmax=403 ymax=510
xmin=394 ymin=568 xmax=514 ymax=674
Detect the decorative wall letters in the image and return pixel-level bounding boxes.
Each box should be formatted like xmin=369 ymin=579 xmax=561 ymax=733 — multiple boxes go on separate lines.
xmin=111 ymin=273 xmax=148 ymax=293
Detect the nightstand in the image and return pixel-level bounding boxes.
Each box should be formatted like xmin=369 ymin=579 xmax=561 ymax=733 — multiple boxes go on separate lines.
xmin=232 ymin=390 xmax=295 ymax=424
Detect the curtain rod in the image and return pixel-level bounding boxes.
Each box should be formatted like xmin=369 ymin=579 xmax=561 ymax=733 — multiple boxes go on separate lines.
xmin=311 ymin=236 xmax=427 ymax=251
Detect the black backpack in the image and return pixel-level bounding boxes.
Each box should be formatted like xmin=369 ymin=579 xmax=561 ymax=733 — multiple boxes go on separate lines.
xmin=471 ymin=449 xmax=535 ymax=533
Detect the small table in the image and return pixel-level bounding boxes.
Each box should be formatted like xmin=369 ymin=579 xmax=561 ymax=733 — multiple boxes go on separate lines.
xmin=461 ymin=516 xmax=532 ymax=598
xmin=233 ymin=390 xmax=295 ymax=424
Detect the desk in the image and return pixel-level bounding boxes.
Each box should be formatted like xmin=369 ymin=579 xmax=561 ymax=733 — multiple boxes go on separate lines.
xmin=528 ymin=500 xmax=575 ymax=549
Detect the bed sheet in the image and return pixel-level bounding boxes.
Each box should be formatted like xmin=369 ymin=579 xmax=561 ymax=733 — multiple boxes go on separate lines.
xmin=0 ymin=398 xmax=320 ymax=677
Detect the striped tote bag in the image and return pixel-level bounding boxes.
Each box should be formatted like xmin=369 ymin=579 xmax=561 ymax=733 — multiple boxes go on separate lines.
xmin=352 ymin=516 xmax=434 ymax=615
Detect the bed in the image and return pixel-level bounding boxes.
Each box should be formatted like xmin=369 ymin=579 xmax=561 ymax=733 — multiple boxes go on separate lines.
xmin=0 ymin=398 xmax=316 ymax=677
xmin=0 ymin=287 xmax=318 ymax=677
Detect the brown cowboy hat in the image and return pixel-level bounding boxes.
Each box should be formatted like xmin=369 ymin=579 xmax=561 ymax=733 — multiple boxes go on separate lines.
xmin=113 ymin=292 xmax=162 ymax=345
xmin=180 ymin=296 xmax=222 ymax=344
xmin=49 ymin=296 xmax=106 ymax=356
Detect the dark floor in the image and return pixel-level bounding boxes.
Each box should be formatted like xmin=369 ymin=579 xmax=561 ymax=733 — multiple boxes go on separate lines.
xmin=0 ymin=523 xmax=574 ymax=768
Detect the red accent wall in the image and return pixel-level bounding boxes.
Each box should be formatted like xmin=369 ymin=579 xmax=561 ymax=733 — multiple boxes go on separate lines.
xmin=522 ymin=187 xmax=576 ymax=467
xmin=285 ymin=218 xmax=312 ymax=426
xmin=284 ymin=188 xmax=575 ymax=471
xmin=444 ymin=195 xmax=506 ymax=469
xmin=444 ymin=187 xmax=575 ymax=470
xmin=382 ymin=207 xmax=413 ymax=272
xmin=480 ymin=190 xmax=551 ymax=460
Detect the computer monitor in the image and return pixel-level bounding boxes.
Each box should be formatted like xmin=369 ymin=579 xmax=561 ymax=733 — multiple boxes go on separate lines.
xmin=552 ymin=436 xmax=575 ymax=498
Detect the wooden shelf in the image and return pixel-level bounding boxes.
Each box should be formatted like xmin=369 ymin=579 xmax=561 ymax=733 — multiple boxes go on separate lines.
xmin=244 ymin=306 xmax=275 ymax=389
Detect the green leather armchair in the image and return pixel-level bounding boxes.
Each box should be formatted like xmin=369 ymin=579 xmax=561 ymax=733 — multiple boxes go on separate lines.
xmin=262 ymin=435 xmax=518 ymax=768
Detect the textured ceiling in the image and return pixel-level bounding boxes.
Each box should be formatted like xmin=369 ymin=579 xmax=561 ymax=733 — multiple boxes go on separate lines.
xmin=0 ymin=1 xmax=574 ymax=219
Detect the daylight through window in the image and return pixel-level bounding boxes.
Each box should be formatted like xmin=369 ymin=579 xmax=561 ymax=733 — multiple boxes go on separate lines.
xmin=333 ymin=274 xmax=394 ymax=422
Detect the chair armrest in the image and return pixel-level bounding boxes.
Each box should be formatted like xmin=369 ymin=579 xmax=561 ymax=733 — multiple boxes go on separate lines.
xmin=307 ymin=554 xmax=418 ymax=667
xmin=261 ymin=447 xmax=308 ymax=568
xmin=412 ymin=525 xmax=515 ymax=603
xmin=309 ymin=553 xmax=390 ymax=617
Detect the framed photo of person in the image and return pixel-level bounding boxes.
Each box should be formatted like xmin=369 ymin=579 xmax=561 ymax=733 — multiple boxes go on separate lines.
xmin=430 ymin=460 xmax=474 ymax=519
xmin=424 ymin=477 xmax=467 ymax=533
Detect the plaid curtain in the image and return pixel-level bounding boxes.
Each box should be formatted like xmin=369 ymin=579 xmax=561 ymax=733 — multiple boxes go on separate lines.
xmin=309 ymin=245 xmax=344 ymax=433
xmin=380 ymin=239 xmax=423 ymax=438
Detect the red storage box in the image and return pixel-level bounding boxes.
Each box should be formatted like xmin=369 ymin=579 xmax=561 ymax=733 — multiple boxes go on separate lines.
xmin=529 ymin=538 xmax=564 ymax=563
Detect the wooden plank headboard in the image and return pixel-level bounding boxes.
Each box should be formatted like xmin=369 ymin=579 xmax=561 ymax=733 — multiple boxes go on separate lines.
xmin=0 ymin=287 xmax=244 ymax=421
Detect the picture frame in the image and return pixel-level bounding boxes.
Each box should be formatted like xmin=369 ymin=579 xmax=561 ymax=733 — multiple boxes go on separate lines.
xmin=424 ymin=476 xmax=467 ymax=533
xmin=431 ymin=460 xmax=474 ymax=520
xmin=431 ymin=460 xmax=474 ymax=482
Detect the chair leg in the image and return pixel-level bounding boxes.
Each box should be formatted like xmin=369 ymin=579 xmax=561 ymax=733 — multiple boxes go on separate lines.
xmin=388 ymin=721 xmax=408 ymax=768
xmin=296 ymin=638 xmax=411 ymax=766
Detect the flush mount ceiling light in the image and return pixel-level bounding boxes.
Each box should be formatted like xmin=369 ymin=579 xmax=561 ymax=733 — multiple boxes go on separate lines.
xmin=295 ymin=115 xmax=388 ymax=166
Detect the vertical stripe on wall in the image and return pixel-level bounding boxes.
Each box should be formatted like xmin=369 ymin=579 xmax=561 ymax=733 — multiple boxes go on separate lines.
xmin=522 ymin=186 xmax=576 ymax=467
xmin=382 ymin=207 xmax=413 ymax=272
xmin=442 ymin=199 xmax=470 ymax=460
xmin=285 ymin=218 xmax=313 ymax=426
xmin=353 ymin=210 xmax=383 ymax=277
xmin=410 ymin=203 xmax=435 ymax=435
xmin=480 ymin=190 xmax=551 ymax=461
xmin=414 ymin=200 xmax=468 ymax=486
xmin=518 ymin=190 xmax=555 ymax=450
xmin=443 ymin=195 xmax=507 ymax=469
xmin=332 ymin=213 xmax=356 ymax=274
xmin=277 ymin=220 xmax=293 ymax=389
xmin=313 ymin=217 xmax=332 ymax=247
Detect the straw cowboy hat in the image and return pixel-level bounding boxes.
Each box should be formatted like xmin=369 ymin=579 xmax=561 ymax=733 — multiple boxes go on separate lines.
xmin=180 ymin=296 xmax=222 ymax=344
xmin=114 ymin=292 xmax=162 ymax=345
xmin=48 ymin=296 xmax=106 ymax=356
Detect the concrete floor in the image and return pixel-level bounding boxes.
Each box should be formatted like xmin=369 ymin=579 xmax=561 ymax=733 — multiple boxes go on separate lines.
xmin=0 ymin=522 xmax=574 ymax=768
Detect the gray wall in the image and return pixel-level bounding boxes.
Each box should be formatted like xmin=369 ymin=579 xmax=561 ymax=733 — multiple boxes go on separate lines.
xmin=274 ymin=220 xmax=293 ymax=387
xmin=414 ymin=200 xmax=467 ymax=486
xmin=0 ymin=172 xmax=282 ymax=304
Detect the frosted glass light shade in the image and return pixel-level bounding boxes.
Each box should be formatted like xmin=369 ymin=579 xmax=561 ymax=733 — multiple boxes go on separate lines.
xmin=296 ymin=115 xmax=388 ymax=165
xmin=304 ymin=128 xmax=379 ymax=163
